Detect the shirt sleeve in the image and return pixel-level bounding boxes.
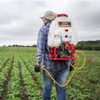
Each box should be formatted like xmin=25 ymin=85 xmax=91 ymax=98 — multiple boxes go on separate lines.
xmin=37 ymin=26 xmax=48 ymax=64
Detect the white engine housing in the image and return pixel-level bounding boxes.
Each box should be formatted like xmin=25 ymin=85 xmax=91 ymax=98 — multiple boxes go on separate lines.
xmin=48 ymin=16 xmax=77 ymax=47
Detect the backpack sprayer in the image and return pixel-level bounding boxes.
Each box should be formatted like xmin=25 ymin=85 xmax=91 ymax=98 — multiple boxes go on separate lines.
xmin=47 ymin=13 xmax=77 ymax=61
xmin=35 ymin=13 xmax=86 ymax=87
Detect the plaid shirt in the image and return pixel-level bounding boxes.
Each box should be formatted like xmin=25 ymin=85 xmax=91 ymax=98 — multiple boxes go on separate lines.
xmin=37 ymin=23 xmax=51 ymax=65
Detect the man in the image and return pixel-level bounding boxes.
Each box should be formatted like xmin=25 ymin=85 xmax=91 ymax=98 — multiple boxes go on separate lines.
xmin=35 ymin=11 xmax=71 ymax=100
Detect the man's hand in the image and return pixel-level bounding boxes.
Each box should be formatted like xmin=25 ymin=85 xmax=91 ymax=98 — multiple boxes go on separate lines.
xmin=34 ymin=63 xmax=41 ymax=72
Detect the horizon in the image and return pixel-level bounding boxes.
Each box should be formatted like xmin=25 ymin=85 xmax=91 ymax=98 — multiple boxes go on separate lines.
xmin=0 ymin=39 xmax=100 ymax=47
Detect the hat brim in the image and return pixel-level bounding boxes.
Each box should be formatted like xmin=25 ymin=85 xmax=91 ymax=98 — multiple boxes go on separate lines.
xmin=40 ymin=16 xmax=55 ymax=21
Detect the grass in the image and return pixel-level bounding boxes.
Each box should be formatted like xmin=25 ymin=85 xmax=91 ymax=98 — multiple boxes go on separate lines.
xmin=0 ymin=47 xmax=100 ymax=100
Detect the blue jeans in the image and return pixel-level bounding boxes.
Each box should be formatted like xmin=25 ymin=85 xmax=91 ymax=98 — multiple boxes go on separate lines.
xmin=42 ymin=61 xmax=71 ymax=100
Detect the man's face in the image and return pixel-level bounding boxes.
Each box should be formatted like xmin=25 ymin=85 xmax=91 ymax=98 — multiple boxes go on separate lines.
xmin=41 ymin=17 xmax=49 ymax=24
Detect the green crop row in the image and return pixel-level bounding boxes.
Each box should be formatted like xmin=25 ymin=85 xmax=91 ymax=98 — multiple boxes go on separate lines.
xmin=0 ymin=47 xmax=100 ymax=100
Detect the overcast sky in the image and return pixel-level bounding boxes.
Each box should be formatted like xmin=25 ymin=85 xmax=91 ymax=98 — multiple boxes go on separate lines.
xmin=0 ymin=0 xmax=100 ymax=46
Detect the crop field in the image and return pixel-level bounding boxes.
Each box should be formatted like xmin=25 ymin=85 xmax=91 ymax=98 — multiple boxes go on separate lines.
xmin=0 ymin=47 xmax=100 ymax=100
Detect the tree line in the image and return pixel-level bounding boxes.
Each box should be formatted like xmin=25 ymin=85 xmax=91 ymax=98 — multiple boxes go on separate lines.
xmin=1 ymin=40 xmax=100 ymax=50
xmin=77 ymin=40 xmax=100 ymax=50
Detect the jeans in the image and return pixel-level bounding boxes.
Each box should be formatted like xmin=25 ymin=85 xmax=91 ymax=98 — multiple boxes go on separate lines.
xmin=42 ymin=61 xmax=71 ymax=100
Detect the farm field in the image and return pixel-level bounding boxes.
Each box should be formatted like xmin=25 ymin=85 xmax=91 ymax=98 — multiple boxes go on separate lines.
xmin=0 ymin=47 xmax=100 ymax=100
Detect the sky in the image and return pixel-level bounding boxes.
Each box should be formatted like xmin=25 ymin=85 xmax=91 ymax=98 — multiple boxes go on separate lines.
xmin=0 ymin=0 xmax=100 ymax=46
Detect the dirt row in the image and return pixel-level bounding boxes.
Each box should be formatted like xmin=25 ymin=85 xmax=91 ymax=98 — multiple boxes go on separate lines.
xmin=18 ymin=61 xmax=29 ymax=100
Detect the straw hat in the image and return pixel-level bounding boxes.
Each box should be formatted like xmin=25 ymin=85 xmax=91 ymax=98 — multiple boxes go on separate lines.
xmin=41 ymin=11 xmax=57 ymax=21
